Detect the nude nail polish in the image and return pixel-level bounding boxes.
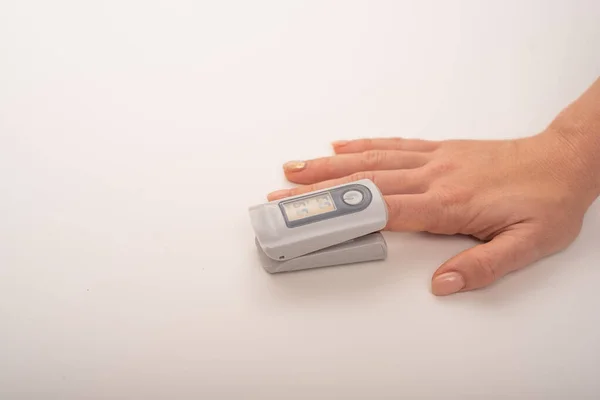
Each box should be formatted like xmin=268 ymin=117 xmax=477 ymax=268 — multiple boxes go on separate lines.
xmin=332 ymin=140 xmax=349 ymax=148
xmin=432 ymin=272 xmax=465 ymax=296
xmin=283 ymin=161 xmax=306 ymax=172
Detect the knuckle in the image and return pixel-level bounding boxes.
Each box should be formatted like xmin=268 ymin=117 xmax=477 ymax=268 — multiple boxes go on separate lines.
xmin=314 ymin=157 xmax=336 ymax=176
xmin=390 ymin=137 xmax=404 ymax=149
xmin=470 ymin=249 xmax=497 ymax=283
xmin=308 ymin=183 xmax=322 ymax=193
xmin=349 ymin=171 xmax=375 ymax=182
xmin=290 ymin=185 xmax=315 ymax=196
xmin=362 ymin=150 xmax=387 ymax=168
xmin=426 ymin=160 xmax=457 ymax=176
xmin=468 ymin=250 xmax=497 ymax=286
xmin=432 ymin=185 xmax=473 ymax=207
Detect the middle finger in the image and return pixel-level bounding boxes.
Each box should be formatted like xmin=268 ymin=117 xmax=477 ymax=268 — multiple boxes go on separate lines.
xmin=267 ymin=170 xmax=429 ymax=201
xmin=282 ymin=150 xmax=430 ymax=185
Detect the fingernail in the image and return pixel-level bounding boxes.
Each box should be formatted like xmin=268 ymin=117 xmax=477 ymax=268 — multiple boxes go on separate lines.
xmin=283 ymin=160 xmax=306 ymax=172
xmin=267 ymin=189 xmax=290 ymax=200
xmin=432 ymin=272 xmax=465 ymax=296
xmin=332 ymin=140 xmax=349 ymax=148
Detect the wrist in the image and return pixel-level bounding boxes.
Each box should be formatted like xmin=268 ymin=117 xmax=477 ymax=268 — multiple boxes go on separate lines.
xmin=539 ymin=115 xmax=600 ymax=205
xmin=550 ymin=110 xmax=600 ymax=165
xmin=540 ymin=81 xmax=600 ymax=204
xmin=541 ymin=126 xmax=600 ymax=203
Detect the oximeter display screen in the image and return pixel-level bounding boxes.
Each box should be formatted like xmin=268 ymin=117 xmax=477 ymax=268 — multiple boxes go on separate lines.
xmin=282 ymin=192 xmax=336 ymax=222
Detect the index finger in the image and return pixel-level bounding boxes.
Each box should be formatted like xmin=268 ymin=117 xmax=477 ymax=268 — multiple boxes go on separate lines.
xmin=383 ymin=193 xmax=441 ymax=232
xmin=268 ymin=179 xmax=440 ymax=233
xmin=267 ymin=170 xmax=427 ymax=201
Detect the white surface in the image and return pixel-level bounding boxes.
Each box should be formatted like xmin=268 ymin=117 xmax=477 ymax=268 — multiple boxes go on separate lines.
xmin=2 ymin=1 xmax=600 ymax=399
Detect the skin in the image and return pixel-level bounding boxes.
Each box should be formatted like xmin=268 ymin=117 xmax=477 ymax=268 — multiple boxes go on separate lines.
xmin=267 ymin=77 xmax=600 ymax=296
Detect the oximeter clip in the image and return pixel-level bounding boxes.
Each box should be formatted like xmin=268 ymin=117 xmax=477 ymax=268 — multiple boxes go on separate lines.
xmin=248 ymin=179 xmax=388 ymax=273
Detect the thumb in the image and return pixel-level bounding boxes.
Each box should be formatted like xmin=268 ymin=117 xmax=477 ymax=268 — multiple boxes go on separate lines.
xmin=431 ymin=231 xmax=542 ymax=296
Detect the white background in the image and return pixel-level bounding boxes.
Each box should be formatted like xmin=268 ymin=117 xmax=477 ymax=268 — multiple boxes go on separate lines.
xmin=2 ymin=1 xmax=600 ymax=399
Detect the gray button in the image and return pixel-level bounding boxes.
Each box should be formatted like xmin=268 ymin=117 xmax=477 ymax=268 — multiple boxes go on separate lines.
xmin=343 ymin=190 xmax=364 ymax=205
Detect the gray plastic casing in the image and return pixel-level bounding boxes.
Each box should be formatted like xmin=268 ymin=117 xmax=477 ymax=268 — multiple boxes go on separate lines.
xmin=248 ymin=179 xmax=388 ymax=261
xmin=255 ymin=231 xmax=387 ymax=273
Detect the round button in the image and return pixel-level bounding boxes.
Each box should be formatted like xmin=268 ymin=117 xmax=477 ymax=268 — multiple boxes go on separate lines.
xmin=342 ymin=190 xmax=364 ymax=205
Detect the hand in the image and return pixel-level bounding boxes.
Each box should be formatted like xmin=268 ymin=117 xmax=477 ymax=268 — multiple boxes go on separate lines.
xmin=267 ymin=131 xmax=599 ymax=295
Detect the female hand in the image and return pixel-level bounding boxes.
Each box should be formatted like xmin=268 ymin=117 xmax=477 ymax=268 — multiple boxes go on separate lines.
xmin=266 ymin=129 xmax=600 ymax=295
